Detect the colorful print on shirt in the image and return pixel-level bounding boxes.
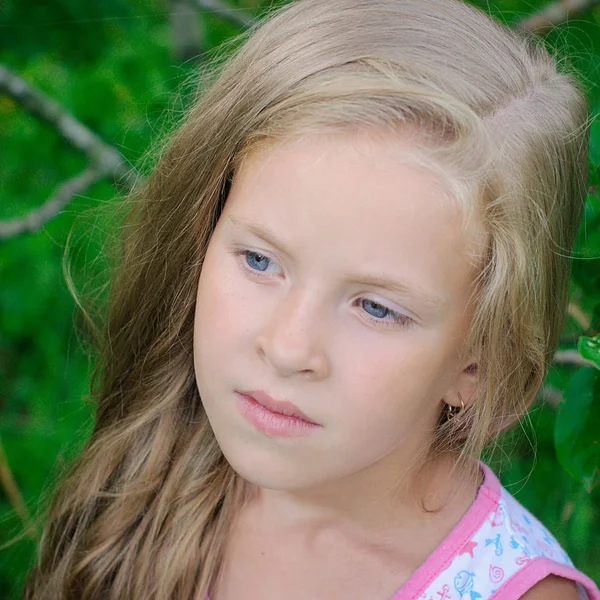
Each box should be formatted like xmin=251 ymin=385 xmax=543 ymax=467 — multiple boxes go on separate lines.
xmin=397 ymin=462 xmax=600 ymax=600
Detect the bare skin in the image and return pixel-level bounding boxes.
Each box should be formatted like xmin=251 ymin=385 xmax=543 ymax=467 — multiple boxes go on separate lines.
xmin=210 ymin=454 xmax=483 ymax=600
xmin=193 ymin=129 xmax=487 ymax=599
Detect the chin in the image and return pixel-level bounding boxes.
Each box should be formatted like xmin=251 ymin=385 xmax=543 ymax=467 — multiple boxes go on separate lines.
xmin=216 ymin=440 xmax=331 ymax=492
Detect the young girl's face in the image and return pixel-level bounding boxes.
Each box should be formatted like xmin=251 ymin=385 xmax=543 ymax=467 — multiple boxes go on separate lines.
xmin=193 ymin=130 xmax=481 ymax=494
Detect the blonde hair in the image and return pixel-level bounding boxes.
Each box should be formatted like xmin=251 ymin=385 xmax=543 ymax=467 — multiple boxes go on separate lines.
xmin=20 ymin=0 xmax=590 ymax=597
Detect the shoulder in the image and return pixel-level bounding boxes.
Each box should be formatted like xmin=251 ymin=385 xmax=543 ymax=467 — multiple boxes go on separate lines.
xmin=518 ymin=575 xmax=581 ymax=599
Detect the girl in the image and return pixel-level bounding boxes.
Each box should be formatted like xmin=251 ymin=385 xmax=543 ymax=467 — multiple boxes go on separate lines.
xmin=20 ymin=0 xmax=600 ymax=598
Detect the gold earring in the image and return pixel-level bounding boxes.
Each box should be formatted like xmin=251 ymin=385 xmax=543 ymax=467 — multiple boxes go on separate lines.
xmin=446 ymin=392 xmax=466 ymax=420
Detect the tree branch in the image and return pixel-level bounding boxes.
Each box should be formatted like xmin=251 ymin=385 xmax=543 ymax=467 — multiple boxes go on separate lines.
xmin=568 ymin=301 xmax=593 ymax=331
xmin=515 ymin=0 xmax=600 ymax=35
xmin=0 ymin=65 xmax=138 ymax=238
xmin=536 ymin=383 xmax=563 ymax=409
xmin=0 ymin=65 xmax=129 ymax=177
xmin=552 ymin=348 xmax=597 ymax=368
xmin=0 ymin=436 xmax=36 ymax=540
xmin=172 ymin=0 xmax=206 ymax=62
xmin=0 ymin=167 xmax=107 ymax=239
xmin=188 ymin=0 xmax=254 ymax=28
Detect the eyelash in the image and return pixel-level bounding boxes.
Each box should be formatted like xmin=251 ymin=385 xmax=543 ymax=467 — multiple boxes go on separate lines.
xmin=229 ymin=248 xmax=414 ymax=329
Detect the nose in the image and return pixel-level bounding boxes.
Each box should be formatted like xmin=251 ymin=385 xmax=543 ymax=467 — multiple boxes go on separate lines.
xmin=255 ymin=288 xmax=329 ymax=379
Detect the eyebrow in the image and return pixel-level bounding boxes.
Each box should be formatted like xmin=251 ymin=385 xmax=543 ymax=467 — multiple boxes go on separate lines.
xmin=225 ymin=214 xmax=447 ymax=312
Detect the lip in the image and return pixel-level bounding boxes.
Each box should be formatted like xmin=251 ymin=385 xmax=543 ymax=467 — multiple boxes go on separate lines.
xmin=235 ymin=391 xmax=321 ymax=438
xmin=239 ymin=390 xmax=318 ymax=425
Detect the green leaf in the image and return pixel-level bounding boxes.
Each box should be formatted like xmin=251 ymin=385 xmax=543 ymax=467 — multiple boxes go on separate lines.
xmin=554 ymin=368 xmax=600 ymax=492
xmin=578 ymin=334 xmax=600 ymax=370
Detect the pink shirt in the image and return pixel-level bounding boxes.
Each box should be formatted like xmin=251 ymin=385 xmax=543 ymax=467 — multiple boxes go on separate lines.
xmin=206 ymin=461 xmax=600 ymax=599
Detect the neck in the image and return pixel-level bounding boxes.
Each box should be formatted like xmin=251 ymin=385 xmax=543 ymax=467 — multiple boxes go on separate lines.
xmin=241 ymin=451 xmax=481 ymax=544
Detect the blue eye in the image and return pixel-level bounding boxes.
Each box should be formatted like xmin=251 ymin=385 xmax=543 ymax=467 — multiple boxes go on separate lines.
xmin=245 ymin=251 xmax=271 ymax=272
xmin=358 ymin=299 xmax=413 ymax=329
xmin=229 ymin=248 xmax=414 ymax=329
xmin=230 ymin=249 xmax=280 ymax=275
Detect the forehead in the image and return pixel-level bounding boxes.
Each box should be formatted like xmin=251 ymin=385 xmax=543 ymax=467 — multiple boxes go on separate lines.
xmin=236 ymin=129 xmax=451 ymax=193
xmin=224 ymin=131 xmax=482 ymax=312
xmin=231 ymin=130 xmax=458 ymax=218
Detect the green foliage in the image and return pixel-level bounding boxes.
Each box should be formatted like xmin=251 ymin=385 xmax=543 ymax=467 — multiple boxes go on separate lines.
xmin=1 ymin=0 xmax=600 ymax=598
xmin=555 ymin=367 xmax=600 ymax=492
xmin=554 ymin=334 xmax=600 ymax=492
xmin=579 ymin=333 xmax=600 ymax=367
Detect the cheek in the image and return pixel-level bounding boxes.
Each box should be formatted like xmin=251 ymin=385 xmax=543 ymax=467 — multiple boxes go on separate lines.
xmin=337 ymin=342 xmax=447 ymax=427
xmin=194 ymin=253 xmax=236 ymax=362
xmin=193 ymin=247 xmax=257 ymax=366
xmin=341 ymin=338 xmax=438 ymax=393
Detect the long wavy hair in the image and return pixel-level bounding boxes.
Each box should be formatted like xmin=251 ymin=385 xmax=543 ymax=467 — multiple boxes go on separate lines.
xmin=19 ymin=0 xmax=590 ymax=597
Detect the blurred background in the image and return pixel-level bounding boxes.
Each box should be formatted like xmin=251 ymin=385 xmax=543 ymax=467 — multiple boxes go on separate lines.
xmin=1 ymin=0 xmax=600 ymax=598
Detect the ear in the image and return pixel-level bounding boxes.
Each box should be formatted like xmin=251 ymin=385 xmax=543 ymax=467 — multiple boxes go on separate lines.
xmin=446 ymin=358 xmax=478 ymax=409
